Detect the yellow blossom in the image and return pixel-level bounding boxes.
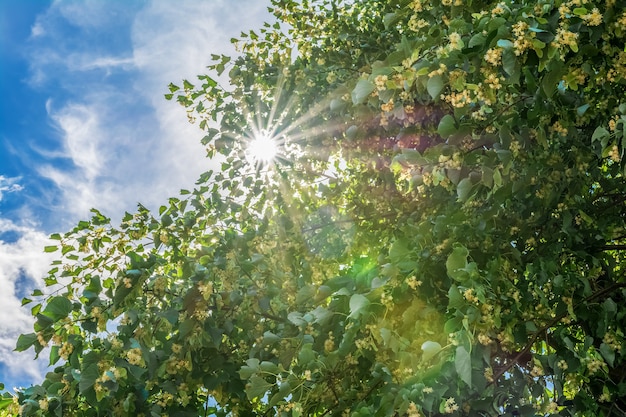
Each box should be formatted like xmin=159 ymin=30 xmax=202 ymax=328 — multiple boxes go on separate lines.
xmin=381 ymin=99 xmax=394 ymax=113
xmin=324 ymin=333 xmax=335 ymax=352
xmin=583 ymin=8 xmax=603 ymax=26
xmin=407 ymin=401 xmax=422 ymax=417
xmin=484 ymin=48 xmax=502 ymax=66
xmin=492 ymin=4 xmax=505 ymax=16
xmin=448 ymin=32 xmax=462 ymax=49
xmin=444 ymin=397 xmax=459 ymax=414
xmin=406 ymin=275 xmax=423 ymax=290
xmin=410 ymin=0 xmax=423 ymax=12
xmin=374 ymin=74 xmax=388 ymax=91
xmin=38 ymin=398 xmax=49 ymax=412
xmin=463 ymin=288 xmax=478 ymax=303
xmin=478 ymin=333 xmax=492 ymax=346
xmin=484 ymin=367 xmax=494 ymax=382
xmin=609 ymin=145 xmax=621 ymax=162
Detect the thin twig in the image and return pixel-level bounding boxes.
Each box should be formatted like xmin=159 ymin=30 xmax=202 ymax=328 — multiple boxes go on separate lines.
xmin=489 ymin=282 xmax=626 ymax=385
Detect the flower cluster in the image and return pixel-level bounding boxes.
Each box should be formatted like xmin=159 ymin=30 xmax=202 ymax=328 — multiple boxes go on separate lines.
xmin=484 ymin=367 xmax=494 ymax=383
xmin=407 ymin=401 xmax=422 ymax=417
xmin=38 ymin=398 xmax=49 ymax=412
xmin=512 ymin=20 xmax=534 ymax=56
xmin=59 ymin=341 xmax=74 ymax=360
xmin=36 ymin=332 xmax=48 ymax=347
xmin=442 ymin=90 xmax=473 ymax=108
xmin=550 ymin=121 xmax=568 ymax=136
xmin=406 ymin=275 xmax=423 ymax=290
xmin=165 ymin=357 xmax=191 ymax=375
xmin=408 ymin=15 xmax=429 ymax=32
xmin=478 ymin=333 xmax=492 ymax=346
xmin=375 ymin=74 xmax=388 ymax=91
xmin=463 ymin=288 xmax=478 ymax=304
xmin=587 ymin=357 xmax=605 ymax=374
xmin=126 ymin=347 xmax=144 ymax=366
xmin=448 ymin=32 xmax=463 ymax=50
xmin=444 ymin=397 xmax=459 ymax=413
xmin=603 ymin=331 xmax=622 ymax=352
xmin=530 ymin=364 xmax=544 ymax=377
xmin=552 ymin=28 xmax=579 ymax=53
xmin=324 ymin=332 xmax=335 ymax=352
xmin=582 ymin=8 xmax=603 ymax=26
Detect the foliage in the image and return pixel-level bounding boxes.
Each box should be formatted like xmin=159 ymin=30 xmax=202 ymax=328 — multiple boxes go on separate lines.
xmin=3 ymin=0 xmax=626 ymax=416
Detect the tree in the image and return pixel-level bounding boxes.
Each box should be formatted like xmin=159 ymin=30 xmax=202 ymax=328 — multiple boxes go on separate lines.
xmin=2 ymin=0 xmax=626 ymax=415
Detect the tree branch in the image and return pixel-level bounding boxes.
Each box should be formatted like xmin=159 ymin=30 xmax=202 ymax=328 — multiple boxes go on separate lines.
xmin=489 ymin=282 xmax=626 ymax=385
xmin=600 ymin=244 xmax=626 ymax=251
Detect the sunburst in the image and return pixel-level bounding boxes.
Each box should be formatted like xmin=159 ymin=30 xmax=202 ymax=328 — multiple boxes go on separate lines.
xmin=245 ymin=129 xmax=280 ymax=166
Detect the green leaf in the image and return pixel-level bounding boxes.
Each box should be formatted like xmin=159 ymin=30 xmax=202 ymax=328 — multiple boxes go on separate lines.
xmin=259 ymin=361 xmax=279 ymax=374
xmin=427 ymin=75 xmax=444 ymax=100
xmin=496 ymin=39 xmax=514 ymax=49
xmin=468 ymin=33 xmax=486 ymax=48
xmin=349 ymin=294 xmax=370 ymax=319
xmin=42 ymin=296 xmax=73 ymax=321
xmin=287 ymin=312 xmax=307 ymax=326
xmin=502 ymin=49 xmax=518 ymax=79
xmin=446 ymin=244 xmax=469 ymax=281
xmin=161 ymin=214 xmax=173 ymax=227
xmin=239 ymin=359 xmax=260 ymax=379
xmin=592 ymin=126 xmax=609 ymax=143
xmin=44 ymin=245 xmax=58 ymax=253
xmin=49 ymin=345 xmax=60 ymax=365
xmin=245 ymin=375 xmax=273 ymax=400
xmin=448 ymin=285 xmax=464 ymax=309
xmin=437 ymin=115 xmax=457 ymax=138
xmin=0 ymin=398 xmax=13 ymax=410
xmin=455 ymin=346 xmax=472 ymax=387
xmin=421 ymin=341 xmax=442 ymax=361
xmin=383 ymin=13 xmax=399 ymax=30
xmin=599 ymin=343 xmax=615 ymax=367
xmin=298 ymin=343 xmax=316 ymax=364
xmin=78 ymin=363 xmax=99 ymax=395
xmin=351 ymin=79 xmax=375 ymax=104
xmin=492 ymin=168 xmax=502 ymax=189
xmin=542 ymin=68 xmax=563 ymax=98
xmin=389 ymin=238 xmax=410 ymax=263
xmin=15 ymin=333 xmax=38 ymax=352
xmin=456 ymin=177 xmax=474 ymax=202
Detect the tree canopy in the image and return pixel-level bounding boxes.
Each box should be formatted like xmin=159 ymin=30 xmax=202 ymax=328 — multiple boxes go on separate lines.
xmin=3 ymin=0 xmax=626 ymax=415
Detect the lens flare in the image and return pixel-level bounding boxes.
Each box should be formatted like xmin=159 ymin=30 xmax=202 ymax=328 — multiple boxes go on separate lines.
xmin=246 ymin=131 xmax=279 ymax=165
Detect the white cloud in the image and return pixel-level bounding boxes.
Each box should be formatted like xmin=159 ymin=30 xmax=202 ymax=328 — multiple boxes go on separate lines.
xmin=30 ymin=21 xmax=45 ymax=37
xmin=0 ymin=176 xmax=23 ymax=202
xmin=67 ymin=55 xmax=135 ymax=72
xmin=46 ymin=102 xmax=104 ymax=180
xmin=26 ymin=0 xmax=271 ymax=225
xmin=0 ymin=220 xmax=54 ymax=386
xmin=3 ymin=0 xmax=274 ymax=388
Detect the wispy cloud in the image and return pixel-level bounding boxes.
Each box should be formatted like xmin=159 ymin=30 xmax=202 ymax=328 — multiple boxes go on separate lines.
xmin=45 ymin=101 xmax=104 ymax=180
xmin=1 ymin=0 xmax=273 ymax=388
xmin=0 ymin=220 xmax=54 ymax=386
xmin=24 ymin=0 xmax=271 ymax=225
xmin=30 ymin=21 xmax=44 ymax=38
xmin=0 ymin=176 xmax=23 ymax=202
xmin=68 ymin=55 xmax=135 ymax=72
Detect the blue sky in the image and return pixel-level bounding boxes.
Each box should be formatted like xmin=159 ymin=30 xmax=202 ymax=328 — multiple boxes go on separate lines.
xmin=0 ymin=0 xmax=270 ymax=390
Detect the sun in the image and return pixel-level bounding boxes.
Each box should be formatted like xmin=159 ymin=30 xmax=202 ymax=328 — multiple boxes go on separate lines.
xmin=246 ymin=130 xmax=279 ymax=166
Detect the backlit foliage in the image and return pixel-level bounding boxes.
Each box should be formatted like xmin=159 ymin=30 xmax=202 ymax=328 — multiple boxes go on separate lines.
xmin=2 ymin=0 xmax=626 ymax=416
